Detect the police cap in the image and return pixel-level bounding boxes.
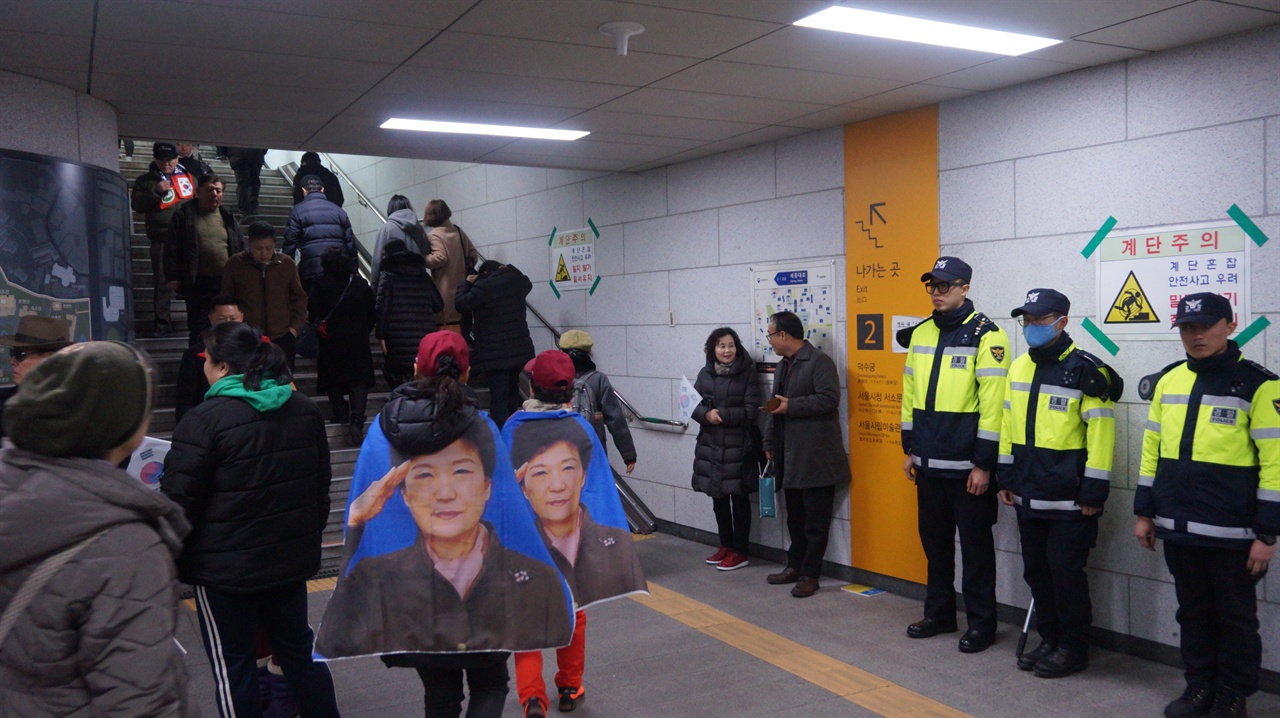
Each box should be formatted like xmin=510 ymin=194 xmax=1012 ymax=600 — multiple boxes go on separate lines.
xmin=1011 ymin=288 xmax=1070 ymax=318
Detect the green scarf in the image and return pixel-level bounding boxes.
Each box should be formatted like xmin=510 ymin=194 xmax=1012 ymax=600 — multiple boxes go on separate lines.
xmin=205 ymin=374 xmax=292 ymax=412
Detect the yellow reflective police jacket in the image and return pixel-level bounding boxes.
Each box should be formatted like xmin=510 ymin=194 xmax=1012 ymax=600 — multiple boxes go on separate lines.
xmin=1135 ymin=343 xmax=1280 ymax=548
xmin=901 ymin=301 xmax=1009 ymax=479
xmin=998 ymin=337 xmax=1116 ymax=518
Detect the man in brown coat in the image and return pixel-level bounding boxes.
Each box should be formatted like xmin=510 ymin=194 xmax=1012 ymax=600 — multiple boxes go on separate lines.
xmin=221 ymin=221 xmax=308 ymax=368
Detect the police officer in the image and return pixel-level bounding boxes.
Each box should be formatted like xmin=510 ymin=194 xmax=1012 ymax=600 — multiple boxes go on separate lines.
xmin=1135 ymin=292 xmax=1279 ymax=718
xmin=996 ymin=288 xmax=1119 ymax=678
xmin=901 ymin=256 xmax=1009 ymax=653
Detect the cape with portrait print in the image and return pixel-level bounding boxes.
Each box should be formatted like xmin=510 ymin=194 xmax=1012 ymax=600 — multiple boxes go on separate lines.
xmin=313 ymin=415 xmax=574 ymax=659
xmin=502 ymin=409 xmax=647 ymax=610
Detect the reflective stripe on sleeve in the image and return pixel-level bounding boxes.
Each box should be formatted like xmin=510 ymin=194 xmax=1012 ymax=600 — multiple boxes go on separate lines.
xmin=1202 ymin=395 xmax=1251 ymax=413
xmin=1154 ymin=516 xmax=1175 ymax=530
xmin=927 ymin=458 xmax=974 ymax=471
xmin=1138 ymin=475 xmax=1155 ymax=487
xmin=902 ymin=421 xmax=913 ymax=431
xmin=998 ymin=454 xmax=1013 ymax=465
xmin=977 ymin=429 xmax=999 ymax=441
xmin=1041 ymin=384 xmax=1083 ymax=400
xmin=1162 ymin=394 xmax=1190 ymax=405
xmin=975 ymin=368 xmax=1007 ymax=377
xmin=912 ymin=455 xmax=922 ymax=466
xmin=1187 ymin=521 xmax=1255 ymax=540
xmin=1083 ymin=467 xmax=1111 ymax=482
xmin=1081 ymin=407 xmax=1115 ymax=421
xmin=904 ymin=365 xmax=915 ymax=376
xmin=1028 ymin=499 xmax=1081 ymax=512
xmin=912 ymin=345 xmax=935 ymax=356
xmin=1003 ymin=400 xmax=1011 ymax=410
xmin=1251 ymin=428 xmax=1280 ymax=440
xmin=1010 ymin=382 xmax=1032 ymax=392
xmin=1146 ymin=420 xmax=1161 ymax=433
xmin=1258 ymin=488 xmax=1280 ymax=502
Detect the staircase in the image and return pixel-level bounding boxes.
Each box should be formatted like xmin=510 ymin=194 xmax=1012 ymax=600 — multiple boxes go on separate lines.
xmin=122 ymin=145 xmax=387 ymax=574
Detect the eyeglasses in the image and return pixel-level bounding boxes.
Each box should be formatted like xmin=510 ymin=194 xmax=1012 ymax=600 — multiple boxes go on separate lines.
xmin=9 ymin=348 xmax=43 ymax=362
xmin=766 ymin=330 xmax=785 ymax=339
xmin=1015 ymin=314 xmax=1062 ymax=327
xmin=924 ymin=280 xmax=964 ymax=295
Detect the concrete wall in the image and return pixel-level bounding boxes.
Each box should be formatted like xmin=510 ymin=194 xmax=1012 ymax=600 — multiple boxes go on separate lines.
xmin=321 ymin=23 xmax=1280 ymax=664
xmin=938 ymin=24 xmax=1280 ymax=666
xmin=0 ymin=69 xmax=119 ymax=170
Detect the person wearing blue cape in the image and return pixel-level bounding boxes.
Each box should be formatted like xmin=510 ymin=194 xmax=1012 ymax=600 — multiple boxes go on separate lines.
xmin=315 ymin=332 xmax=573 ymax=718
xmin=505 ymin=350 xmax=646 ymax=718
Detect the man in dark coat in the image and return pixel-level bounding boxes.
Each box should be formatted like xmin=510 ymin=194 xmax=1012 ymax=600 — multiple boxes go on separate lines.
xmin=131 ymin=141 xmax=195 ymax=336
xmin=455 ymin=261 xmax=535 ymax=427
xmin=291 ymin=152 xmax=344 ymax=207
xmin=283 ymin=175 xmax=357 ymax=292
xmin=174 ymin=296 xmax=243 ymax=424
xmin=166 ymin=173 xmax=245 ymax=345
xmin=762 ymin=311 xmax=851 ymax=598
xmin=224 ymin=147 xmax=267 ymax=215
xmin=0 ymin=315 xmax=74 ymax=439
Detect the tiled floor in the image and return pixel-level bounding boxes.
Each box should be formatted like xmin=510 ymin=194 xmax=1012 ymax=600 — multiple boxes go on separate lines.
xmin=176 ymin=533 xmax=1280 ymax=717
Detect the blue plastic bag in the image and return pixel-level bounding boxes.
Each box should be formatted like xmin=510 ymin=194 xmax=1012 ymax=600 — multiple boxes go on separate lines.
xmin=758 ymin=461 xmax=776 ymax=518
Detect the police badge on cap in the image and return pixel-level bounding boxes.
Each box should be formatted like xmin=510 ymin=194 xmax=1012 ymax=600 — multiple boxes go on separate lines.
xmin=1172 ymin=292 xmax=1233 ymax=327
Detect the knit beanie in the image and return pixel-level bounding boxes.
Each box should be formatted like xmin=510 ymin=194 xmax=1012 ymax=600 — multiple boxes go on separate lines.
xmin=4 ymin=341 xmax=152 ymax=458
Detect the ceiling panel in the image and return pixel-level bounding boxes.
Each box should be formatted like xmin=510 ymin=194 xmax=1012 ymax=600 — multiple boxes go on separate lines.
xmin=405 ymin=32 xmax=698 ymax=85
xmin=551 ymin=110 xmax=765 ymax=141
xmin=97 ymin=0 xmax=433 ymax=64
xmin=307 ymin=120 xmax=518 ymax=160
xmin=781 ymin=103 xmax=884 ymax=130
xmin=488 ymin=137 xmax=695 ymax=162
xmin=1222 ymin=0 xmax=1280 ymax=10
xmin=473 ymin=151 xmax=640 ymax=172
xmin=627 ymin=0 xmax=830 ymax=25
xmin=2 ymin=67 xmax=90 ymax=94
xmin=1022 ymin=39 xmax=1151 ymax=66
xmin=117 ymin=114 xmax=316 ymax=148
xmin=653 ymin=60 xmax=904 ymax=105
xmin=336 ymin=92 xmax=585 ymax=128
xmin=373 ymin=65 xmax=634 ymax=109
xmin=849 ymin=83 xmax=975 ymax=111
xmin=0 ymin=0 xmax=95 ymax=36
xmin=452 ymin=0 xmax=783 ymax=58
xmin=91 ymin=39 xmax=396 ymax=90
xmin=167 ymin=0 xmax=475 ymax=28
xmin=596 ymin=87 xmax=828 ymax=124
xmin=926 ymin=56 xmax=1087 ymax=92
xmin=719 ymin=25 xmax=998 ymax=83
xmin=93 ymin=74 xmax=359 ymax=114
xmin=0 ymin=29 xmax=90 ymax=74
xmin=1077 ymin=0 xmax=1280 ymax=51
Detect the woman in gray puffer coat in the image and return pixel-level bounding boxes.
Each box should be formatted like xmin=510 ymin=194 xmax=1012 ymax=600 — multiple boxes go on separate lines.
xmin=370 ymin=194 xmax=429 ymax=282
xmin=0 ymin=342 xmax=194 ymax=717
xmin=690 ymin=327 xmax=762 ymax=572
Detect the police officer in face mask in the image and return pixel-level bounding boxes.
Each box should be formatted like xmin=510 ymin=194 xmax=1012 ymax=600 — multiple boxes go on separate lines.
xmin=1134 ymin=292 xmax=1280 ymax=718
xmin=997 ymin=289 xmax=1120 ymax=679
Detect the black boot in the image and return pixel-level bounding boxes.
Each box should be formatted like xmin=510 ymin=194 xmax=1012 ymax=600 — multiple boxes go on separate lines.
xmin=346 ymin=417 xmax=365 ymax=447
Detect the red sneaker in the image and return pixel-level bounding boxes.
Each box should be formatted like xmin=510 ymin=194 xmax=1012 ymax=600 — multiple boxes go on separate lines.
xmin=717 ymin=551 xmax=750 ymax=571
xmin=705 ymin=546 xmax=730 ymax=565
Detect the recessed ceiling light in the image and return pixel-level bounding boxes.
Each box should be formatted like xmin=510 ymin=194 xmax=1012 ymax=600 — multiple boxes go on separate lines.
xmin=380 ymin=118 xmax=589 ymax=141
xmin=794 ymin=6 xmax=1060 ymax=57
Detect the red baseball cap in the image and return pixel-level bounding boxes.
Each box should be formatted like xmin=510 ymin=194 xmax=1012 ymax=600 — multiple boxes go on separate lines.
xmin=415 ymin=331 xmax=470 ymax=377
xmin=529 ymin=350 xmax=575 ymax=391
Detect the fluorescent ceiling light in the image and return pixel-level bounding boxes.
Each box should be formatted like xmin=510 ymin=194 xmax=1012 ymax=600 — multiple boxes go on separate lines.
xmin=381 ymin=118 xmax=588 ymax=141
xmin=794 ymin=6 xmax=1060 ymax=56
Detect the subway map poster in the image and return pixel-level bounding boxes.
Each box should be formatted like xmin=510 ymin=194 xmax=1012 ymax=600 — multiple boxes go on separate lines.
xmin=0 ymin=148 xmax=133 ymax=382
xmin=751 ymin=261 xmax=836 ymax=365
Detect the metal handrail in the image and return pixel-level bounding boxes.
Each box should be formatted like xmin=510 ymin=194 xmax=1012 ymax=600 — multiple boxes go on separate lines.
xmin=315 ymin=154 xmax=685 ymax=428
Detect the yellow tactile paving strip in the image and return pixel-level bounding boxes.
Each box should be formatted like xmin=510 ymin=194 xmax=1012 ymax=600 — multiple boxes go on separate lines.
xmin=631 ymin=582 xmax=973 ymax=718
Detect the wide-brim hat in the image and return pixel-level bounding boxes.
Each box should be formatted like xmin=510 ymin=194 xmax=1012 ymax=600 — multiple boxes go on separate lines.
xmin=0 ymin=316 xmax=73 ymax=351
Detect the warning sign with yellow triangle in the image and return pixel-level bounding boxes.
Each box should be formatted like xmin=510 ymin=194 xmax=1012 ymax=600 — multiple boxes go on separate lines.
xmin=554 ymin=254 xmax=571 ymax=282
xmin=1105 ymin=271 xmax=1159 ymax=323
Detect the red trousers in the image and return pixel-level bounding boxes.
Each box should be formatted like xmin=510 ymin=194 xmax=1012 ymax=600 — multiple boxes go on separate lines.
xmin=515 ymin=610 xmax=586 ymax=707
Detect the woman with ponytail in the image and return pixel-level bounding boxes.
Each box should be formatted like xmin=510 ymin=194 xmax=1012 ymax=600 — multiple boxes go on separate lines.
xmin=162 ymin=322 xmax=340 ymax=718
xmin=316 ymin=331 xmax=573 ymax=717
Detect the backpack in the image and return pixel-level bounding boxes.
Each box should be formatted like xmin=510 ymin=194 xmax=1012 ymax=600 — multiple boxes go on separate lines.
xmin=571 ymin=371 xmax=603 ymax=425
